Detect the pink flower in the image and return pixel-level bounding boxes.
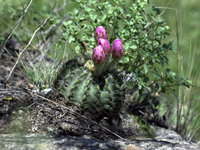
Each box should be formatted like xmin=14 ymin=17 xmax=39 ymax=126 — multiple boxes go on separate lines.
xmin=94 ymin=26 xmax=107 ymax=43
xmin=111 ymin=39 xmax=123 ymax=58
xmin=92 ymin=45 xmax=105 ymax=64
xmin=97 ymin=38 xmax=110 ymax=56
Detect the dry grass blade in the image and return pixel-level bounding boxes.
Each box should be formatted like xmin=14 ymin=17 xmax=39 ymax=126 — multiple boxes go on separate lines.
xmin=5 ymin=0 xmax=58 ymax=86
xmin=174 ymin=0 xmax=200 ymax=141
xmin=144 ymin=3 xmax=169 ymax=28
xmin=139 ymin=3 xmax=169 ymax=33
xmin=0 ymin=0 xmax=33 ymax=60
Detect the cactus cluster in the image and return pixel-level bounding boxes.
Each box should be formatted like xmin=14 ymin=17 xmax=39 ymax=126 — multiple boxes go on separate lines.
xmin=54 ymin=26 xmax=125 ymax=119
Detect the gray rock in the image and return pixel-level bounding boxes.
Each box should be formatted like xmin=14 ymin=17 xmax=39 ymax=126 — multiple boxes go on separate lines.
xmin=0 ymin=130 xmax=199 ymax=150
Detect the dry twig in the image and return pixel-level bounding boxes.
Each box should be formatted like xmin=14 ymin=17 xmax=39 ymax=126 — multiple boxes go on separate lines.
xmin=28 ymin=91 xmax=125 ymax=140
xmin=144 ymin=3 xmax=169 ymax=28
xmin=0 ymin=0 xmax=33 ymax=60
xmin=139 ymin=3 xmax=169 ymax=33
xmin=5 ymin=1 xmax=58 ymax=86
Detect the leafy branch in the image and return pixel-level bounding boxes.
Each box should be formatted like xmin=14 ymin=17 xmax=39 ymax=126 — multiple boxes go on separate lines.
xmin=52 ymin=0 xmax=192 ymax=94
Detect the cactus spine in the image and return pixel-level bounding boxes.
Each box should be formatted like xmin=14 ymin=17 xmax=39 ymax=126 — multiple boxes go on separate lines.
xmin=54 ymin=26 xmax=125 ymax=119
xmin=55 ymin=59 xmax=124 ymax=118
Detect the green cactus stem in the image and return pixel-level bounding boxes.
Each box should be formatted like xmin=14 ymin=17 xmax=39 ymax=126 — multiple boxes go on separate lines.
xmin=54 ymin=59 xmax=125 ymax=119
xmin=107 ymin=57 xmax=121 ymax=71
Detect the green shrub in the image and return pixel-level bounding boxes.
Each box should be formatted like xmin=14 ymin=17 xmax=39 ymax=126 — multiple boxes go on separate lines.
xmin=52 ymin=0 xmax=191 ymax=94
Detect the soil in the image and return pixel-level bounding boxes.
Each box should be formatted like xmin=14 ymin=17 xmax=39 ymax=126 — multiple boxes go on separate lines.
xmin=0 ymin=42 xmax=169 ymax=141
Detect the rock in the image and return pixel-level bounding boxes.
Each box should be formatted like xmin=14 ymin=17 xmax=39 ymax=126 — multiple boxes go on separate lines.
xmin=0 ymin=131 xmax=199 ymax=150
xmin=124 ymin=144 xmax=140 ymax=150
xmin=154 ymin=126 xmax=183 ymax=142
xmin=0 ymin=90 xmax=199 ymax=149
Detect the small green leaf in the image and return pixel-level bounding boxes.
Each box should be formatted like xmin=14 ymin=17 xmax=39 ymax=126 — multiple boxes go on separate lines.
xmin=161 ymin=87 xmax=166 ymax=93
xmin=119 ymin=56 xmax=129 ymax=63
xmin=67 ymin=20 xmax=73 ymax=25
xmin=119 ymin=66 xmax=124 ymax=71
xmin=138 ymin=84 xmax=142 ymax=90
xmin=126 ymin=81 xmax=134 ymax=90
xmin=128 ymin=66 xmax=132 ymax=71
xmin=151 ymin=70 xmax=160 ymax=80
xmin=143 ymin=77 xmax=149 ymax=83
xmin=130 ymin=45 xmax=138 ymax=50
xmin=68 ymin=12 xmax=73 ymax=16
xmin=75 ymin=45 xmax=80 ymax=51
xmin=143 ymin=64 xmax=148 ymax=74
xmin=155 ymin=38 xmax=161 ymax=45
xmin=182 ymin=82 xmax=190 ymax=88
xmin=126 ymin=14 xmax=131 ymax=18
xmin=145 ymin=86 xmax=151 ymax=92
xmin=68 ymin=36 xmax=75 ymax=44
xmin=107 ymin=6 xmax=113 ymax=14
xmin=73 ymin=8 xmax=79 ymax=16
xmin=163 ymin=68 xmax=171 ymax=77
xmin=155 ymin=82 xmax=162 ymax=92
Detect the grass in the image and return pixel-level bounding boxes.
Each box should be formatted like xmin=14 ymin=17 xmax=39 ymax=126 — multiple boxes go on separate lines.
xmin=175 ymin=3 xmax=200 ymax=142
xmin=20 ymin=53 xmax=58 ymax=91
xmin=19 ymin=39 xmax=69 ymax=91
xmin=176 ymin=49 xmax=200 ymax=141
xmin=1 ymin=0 xmax=200 ymax=142
xmin=151 ymin=0 xmax=200 ymax=142
xmin=150 ymin=0 xmax=200 ymax=83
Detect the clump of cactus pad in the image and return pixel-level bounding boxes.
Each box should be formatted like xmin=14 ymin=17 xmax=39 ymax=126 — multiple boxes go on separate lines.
xmin=54 ymin=26 xmax=125 ymax=119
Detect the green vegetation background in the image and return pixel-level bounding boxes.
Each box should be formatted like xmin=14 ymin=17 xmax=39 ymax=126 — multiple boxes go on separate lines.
xmin=149 ymin=1 xmax=200 ymax=141
xmin=0 ymin=0 xmax=199 ymax=141
xmin=1 ymin=0 xmax=199 ymax=84
xmin=151 ymin=0 xmax=200 ymax=84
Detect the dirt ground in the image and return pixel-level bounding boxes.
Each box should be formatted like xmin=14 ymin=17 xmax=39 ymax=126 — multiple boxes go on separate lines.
xmin=0 ymin=44 xmax=169 ymax=140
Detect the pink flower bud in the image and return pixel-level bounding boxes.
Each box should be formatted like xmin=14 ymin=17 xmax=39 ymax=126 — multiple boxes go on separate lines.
xmin=94 ymin=26 xmax=107 ymax=43
xmin=92 ymin=45 xmax=105 ymax=64
xmin=97 ymin=38 xmax=110 ymax=56
xmin=111 ymin=39 xmax=123 ymax=58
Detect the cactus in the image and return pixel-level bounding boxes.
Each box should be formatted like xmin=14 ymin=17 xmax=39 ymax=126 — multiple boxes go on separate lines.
xmin=54 ymin=59 xmax=124 ymax=119
xmin=54 ymin=26 xmax=125 ymax=119
xmin=94 ymin=26 xmax=108 ymax=43
xmin=108 ymin=39 xmax=124 ymax=71
xmin=92 ymin=45 xmax=106 ymax=76
xmin=97 ymin=38 xmax=111 ymax=73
